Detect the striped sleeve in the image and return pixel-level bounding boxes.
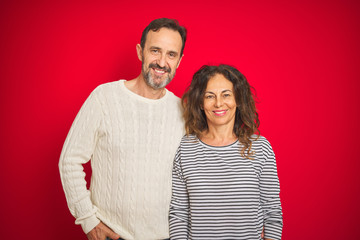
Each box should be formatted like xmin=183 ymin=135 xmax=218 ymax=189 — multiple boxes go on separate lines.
xmin=169 ymin=146 xmax=190 ymax=239
xmin=259 ymin=138 xmax=283 ymax=240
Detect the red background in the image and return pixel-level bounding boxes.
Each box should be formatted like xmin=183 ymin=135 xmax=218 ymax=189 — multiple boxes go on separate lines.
xmin=1 ymin=0 xmax=359 ymax=239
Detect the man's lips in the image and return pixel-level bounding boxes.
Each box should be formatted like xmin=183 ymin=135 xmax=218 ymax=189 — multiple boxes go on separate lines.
xmin=149 ymin=63 xmax=170 ymax=75
xmin=153 ymin=68 xmax=166 ymax=74
xmin=213 ymin=110 xmax=227 ymax=116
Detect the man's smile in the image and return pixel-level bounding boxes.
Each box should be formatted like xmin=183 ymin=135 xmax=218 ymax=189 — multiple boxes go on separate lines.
xmin=149 ymin=63 xmax=171 ymax=76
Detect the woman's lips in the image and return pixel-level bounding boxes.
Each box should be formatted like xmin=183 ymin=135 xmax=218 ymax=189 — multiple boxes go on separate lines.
xmin=213 ymin=110 xmax=227 ymax=116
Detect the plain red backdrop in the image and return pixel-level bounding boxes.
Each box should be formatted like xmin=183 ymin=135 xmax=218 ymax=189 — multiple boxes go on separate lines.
xmin=1 ymin=0 xmax=359 ymax=239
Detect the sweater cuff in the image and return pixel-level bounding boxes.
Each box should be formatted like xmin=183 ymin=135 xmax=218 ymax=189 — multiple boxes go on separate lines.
xmin=80 ymin=215 xmax=101 ymax=234
xmin=264 ymin=221 xmax=283 ymax=240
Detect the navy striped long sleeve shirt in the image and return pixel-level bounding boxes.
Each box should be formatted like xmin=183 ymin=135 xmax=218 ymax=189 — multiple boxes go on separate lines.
xmin=169 ymin=134 xmax=283 ymax=240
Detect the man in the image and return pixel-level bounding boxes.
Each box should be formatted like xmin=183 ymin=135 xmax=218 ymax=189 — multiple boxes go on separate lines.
xmin=59 ymin=18 xmax=187 ymax=240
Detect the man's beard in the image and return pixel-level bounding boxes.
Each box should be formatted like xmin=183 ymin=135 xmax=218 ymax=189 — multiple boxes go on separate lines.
xmin=142 ymin=62 xmax=176 ymax=90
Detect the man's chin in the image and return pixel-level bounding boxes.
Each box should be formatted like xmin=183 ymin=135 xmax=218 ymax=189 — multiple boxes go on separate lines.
xmin=150 ymin=77 xmax=172 ymax=89
xmin=151 ymin=82 xmax=167 ymax=90
xmin=143 ymin=70 xmax=173 ymax=89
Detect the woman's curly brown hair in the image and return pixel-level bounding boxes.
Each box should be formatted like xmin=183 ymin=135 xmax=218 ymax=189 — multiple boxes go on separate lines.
xmin=182 ymin=64 xmax=260 ymax=159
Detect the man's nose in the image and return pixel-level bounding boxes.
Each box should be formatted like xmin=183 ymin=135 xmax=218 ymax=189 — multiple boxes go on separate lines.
xmin=157 ymin=54 xmax=166 ymax=68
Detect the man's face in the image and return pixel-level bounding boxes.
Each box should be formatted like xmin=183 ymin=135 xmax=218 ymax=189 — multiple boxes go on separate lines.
xmin=137 ymin=28 xmax=183 ymax=90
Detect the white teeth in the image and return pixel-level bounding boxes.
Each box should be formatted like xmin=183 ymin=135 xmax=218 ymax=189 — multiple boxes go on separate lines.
xmin=154 ymin=69 xmax=165 ymax=73
xmin=214 ymin=111 xmax=226 ymax=114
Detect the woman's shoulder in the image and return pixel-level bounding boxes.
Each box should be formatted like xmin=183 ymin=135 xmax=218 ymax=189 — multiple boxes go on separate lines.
xmin=180 ymin=134 xmax=198 ymax=143
xmin=251 ymin=135 xmax=275 ymax=159
xmin=251 ymin=135 xmax=273 ymax=151
xmin=179 ymin=134 xmax=203 ymax=152
xmin=251 ymin=134 xmax=271 ymax=145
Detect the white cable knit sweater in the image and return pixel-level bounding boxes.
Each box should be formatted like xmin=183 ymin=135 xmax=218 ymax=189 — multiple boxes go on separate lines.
xmin=59 ymin=80 xmax=185 ymax=240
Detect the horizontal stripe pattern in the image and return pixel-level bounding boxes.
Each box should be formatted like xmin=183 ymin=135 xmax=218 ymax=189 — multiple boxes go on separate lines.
xmin=169 ymin=134 xmax=283 ymax=240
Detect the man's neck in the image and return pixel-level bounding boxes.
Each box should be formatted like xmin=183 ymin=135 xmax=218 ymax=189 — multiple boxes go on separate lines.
xmin=124 ymin=75 xmax=166 ymax=99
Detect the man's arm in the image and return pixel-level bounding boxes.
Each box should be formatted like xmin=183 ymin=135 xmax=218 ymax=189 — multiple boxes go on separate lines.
xmin=59 ymin=87 xmax=103 ymax=234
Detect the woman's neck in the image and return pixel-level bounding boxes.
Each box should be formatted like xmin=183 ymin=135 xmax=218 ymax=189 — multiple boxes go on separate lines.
xmin=200 ymin=126 xmax=237 ymax=146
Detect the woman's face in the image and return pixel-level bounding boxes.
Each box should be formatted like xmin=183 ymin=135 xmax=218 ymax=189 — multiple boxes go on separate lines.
xmin=202 ymin=74 xmax=237 ymax=130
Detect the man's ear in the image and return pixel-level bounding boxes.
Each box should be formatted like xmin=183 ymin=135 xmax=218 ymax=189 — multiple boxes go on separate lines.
xmin=136 ymin=44 xmax=142 ymax=61
xmin=176 ymin=54 xmax=184 ymax=69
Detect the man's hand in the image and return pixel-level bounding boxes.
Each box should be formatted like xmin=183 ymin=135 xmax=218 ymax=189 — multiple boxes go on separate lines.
xmin=87 ymin=222 xmax=121 ymax=240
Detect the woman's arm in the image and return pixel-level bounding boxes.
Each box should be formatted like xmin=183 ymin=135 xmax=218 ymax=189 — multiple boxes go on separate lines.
xmin=260 ymin=139 xmax=283 ymax=240
xmin=169 ymin=147 xmax=190 ymax=240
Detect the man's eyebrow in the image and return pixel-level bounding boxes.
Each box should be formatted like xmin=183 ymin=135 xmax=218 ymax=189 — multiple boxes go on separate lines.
xmin=149 ymin=46 xmax=179 ymax=55
xmin=168 ymin=50 xmax=179 ymax=55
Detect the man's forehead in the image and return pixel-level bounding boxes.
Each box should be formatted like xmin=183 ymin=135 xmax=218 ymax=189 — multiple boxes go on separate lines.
xmin=145 ymin=28 xmax=182 ymax=51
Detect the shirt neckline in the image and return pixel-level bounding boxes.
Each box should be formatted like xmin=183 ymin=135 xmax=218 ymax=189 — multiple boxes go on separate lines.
xmin=197 ymin=136 xmax=239 ymax=150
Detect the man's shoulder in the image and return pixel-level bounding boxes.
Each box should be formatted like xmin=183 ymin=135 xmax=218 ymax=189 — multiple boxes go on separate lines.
xmin=164 ymin=89 xmax=182 ymax=108
xmin=165 ymin=88 xmax=180 ymax=99
xmin=94 ymin=80 xmax=123 ymax=92
xmin=88 ymin=80 xmax=124 ymax=100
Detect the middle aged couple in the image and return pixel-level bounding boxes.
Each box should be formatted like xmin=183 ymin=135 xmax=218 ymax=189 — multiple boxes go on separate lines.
xmin=59 ymin=18 xmax=283 ymax=240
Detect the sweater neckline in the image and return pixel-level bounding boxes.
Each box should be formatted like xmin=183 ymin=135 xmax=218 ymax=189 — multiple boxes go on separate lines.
xmin=118 ymin=80 xmax=170 ymax=103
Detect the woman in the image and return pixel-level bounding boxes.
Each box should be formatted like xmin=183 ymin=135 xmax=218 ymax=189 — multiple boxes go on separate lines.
xmin=169 ymin=65 xmax=283 ymax=240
